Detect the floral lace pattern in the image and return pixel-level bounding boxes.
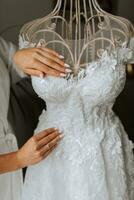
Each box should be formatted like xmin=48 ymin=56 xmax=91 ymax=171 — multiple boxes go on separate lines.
xmin=20 ymin=37 xmax=134 ymax=200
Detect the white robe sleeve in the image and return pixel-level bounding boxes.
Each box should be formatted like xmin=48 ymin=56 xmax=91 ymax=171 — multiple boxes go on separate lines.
xmin=0 ymin=37 xmax=26 ymax=82
xmin=0 ymin=37 xmax=23 ymax=200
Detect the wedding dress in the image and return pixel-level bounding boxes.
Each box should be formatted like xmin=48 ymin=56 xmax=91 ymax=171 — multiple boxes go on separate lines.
xmin=20 ymin=0 xmax=134 ymax=199
xmin=19 ymin=44 xmax=134 ymax=200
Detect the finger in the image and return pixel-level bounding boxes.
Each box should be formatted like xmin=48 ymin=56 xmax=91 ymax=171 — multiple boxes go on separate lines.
xmin=35 ymin=128 xmax=58 ymax=141
xmin=40 ymin=47 xmax=60 ymax=57
xmin=40 ymin=135 xmax=63 ymax=155
xmin=34 ymin=61 xmax=67 ymax=77
xmin=42 ymin=144 xmax=58 ymax=158
xmin=36 ymin=48 xmax=65 ymax=68
xmin=35 ymin=54 xmax=68 ymax=73
xmin=37 ymin=130 xmax=61 ymax=149
xmin=24 ymin=68 xmax=44 ymax=77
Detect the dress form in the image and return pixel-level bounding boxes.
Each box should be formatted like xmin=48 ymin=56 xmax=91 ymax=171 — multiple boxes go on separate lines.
xmin=19 ymin=0 xmax=134 ymax=75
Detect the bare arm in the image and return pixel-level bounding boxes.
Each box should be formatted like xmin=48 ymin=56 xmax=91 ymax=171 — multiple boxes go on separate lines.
xmin=0 ymin=128 xmax=63 ymax=174
xmin=0 ymin=152 xmax=20 ymax=174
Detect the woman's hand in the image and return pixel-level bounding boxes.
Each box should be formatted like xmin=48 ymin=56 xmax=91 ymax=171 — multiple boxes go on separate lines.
xmin=13 ymin=47 xmax=72 ymax=78
xmin=17 ymin=128 xmax=63 ymax=168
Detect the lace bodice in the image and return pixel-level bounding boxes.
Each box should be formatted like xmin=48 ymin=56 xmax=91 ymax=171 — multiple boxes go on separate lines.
xmin=32 ymin=50 xmax=126 ymax=107
xmin=19 ymin=33 xmax=134 ymax=104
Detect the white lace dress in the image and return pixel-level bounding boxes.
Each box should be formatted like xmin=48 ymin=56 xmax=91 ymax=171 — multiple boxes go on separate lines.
xmin=21 ymin=39 xmax=134 ymax=200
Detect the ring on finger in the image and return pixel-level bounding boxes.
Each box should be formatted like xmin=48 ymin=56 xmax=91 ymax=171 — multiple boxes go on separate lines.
xmin=46 ymin=143 xmax=50 ymax=149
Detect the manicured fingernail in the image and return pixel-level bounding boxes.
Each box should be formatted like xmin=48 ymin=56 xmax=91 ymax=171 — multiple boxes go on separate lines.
xmin=58 ymin=130 xmax=63 ymax=134
xmin=59 ymin=55 xmax=64 ymax=59
xmin=39 ymin=74 xmax=44 ymax=78
xmin=54 ymin=128 xmax=59 ymax=132
xmin=59 ymin=134 xmax=64 ymax=138
xmin=64 ymin=63 xmax=70 ymax=68
xmin=60 ymin=73 xmax=66 ymax=77
xmin=65 ymin=68 xmax=72 ymax=73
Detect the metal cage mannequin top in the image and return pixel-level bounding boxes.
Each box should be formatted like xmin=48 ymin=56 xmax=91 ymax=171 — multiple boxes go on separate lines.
xmin=19 ymin=0 xmax=134 ymax=74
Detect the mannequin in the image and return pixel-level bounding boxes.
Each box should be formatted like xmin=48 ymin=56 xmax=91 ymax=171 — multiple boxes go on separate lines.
xmin=19 ymin=0 xmax=134 ymax=75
